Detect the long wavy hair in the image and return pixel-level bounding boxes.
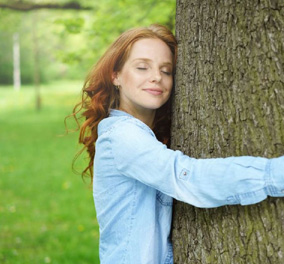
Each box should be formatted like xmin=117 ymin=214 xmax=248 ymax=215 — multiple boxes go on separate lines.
xmin=69 ymin=24 xmax=177 ymax=181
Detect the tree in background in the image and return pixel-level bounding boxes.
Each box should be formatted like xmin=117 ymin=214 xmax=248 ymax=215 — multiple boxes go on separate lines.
xmin=171 ymin=0 xmax=284 ymax=263
xmin=0 ymin=0 xmax=91 ymax=11
xmin=0 ymin=0 xmax=175 ymax=85
xmin=13 ymin=33 xmax=21 ymax=90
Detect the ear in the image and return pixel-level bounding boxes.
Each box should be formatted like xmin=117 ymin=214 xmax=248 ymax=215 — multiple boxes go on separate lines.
xmin=112 ymin=71 xmax=120 ymax=86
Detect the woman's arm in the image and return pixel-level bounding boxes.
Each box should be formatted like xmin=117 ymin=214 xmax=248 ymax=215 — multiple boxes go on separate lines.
xmin=110 ymin=119 xmax=284 ymax=208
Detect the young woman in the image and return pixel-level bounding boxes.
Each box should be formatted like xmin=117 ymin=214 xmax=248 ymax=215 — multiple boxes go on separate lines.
xmin=72 ymin=24 xmax=284 ymax=264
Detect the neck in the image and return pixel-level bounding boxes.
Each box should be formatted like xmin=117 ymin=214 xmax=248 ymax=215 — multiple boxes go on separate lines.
xmin=118 ymin=106 xmax=156 ymax=128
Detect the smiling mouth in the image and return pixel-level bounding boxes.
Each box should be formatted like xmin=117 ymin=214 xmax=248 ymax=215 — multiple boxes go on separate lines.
xmin=143 ymin=89 xmax=163 ymax=95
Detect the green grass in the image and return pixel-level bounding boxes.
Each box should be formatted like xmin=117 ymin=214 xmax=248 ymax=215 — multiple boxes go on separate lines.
xmin=0 ymin=81 xmax=100 ymax=263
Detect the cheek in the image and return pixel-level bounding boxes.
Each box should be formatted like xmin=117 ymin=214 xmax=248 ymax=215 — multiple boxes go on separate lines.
xmin=121 ymin=71 xmax=137 ymax=86
xmin=166 ymin=79 xmax=173 ymax=92
xmin=166 ymin=89 xmax=172 ymax=101
xmin=125 ymin=74 xmax=146 ymax=89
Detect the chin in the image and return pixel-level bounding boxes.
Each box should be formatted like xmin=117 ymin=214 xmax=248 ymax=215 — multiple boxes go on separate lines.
xmin=145 ymin=100 xmax=168 ymax=110
xmin=145 ymin=104 xmax=164 ymax=110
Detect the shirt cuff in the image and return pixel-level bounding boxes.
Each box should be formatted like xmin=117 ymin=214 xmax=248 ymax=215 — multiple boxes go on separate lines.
xmin=266 ymin=156 xmax=284 ymax=197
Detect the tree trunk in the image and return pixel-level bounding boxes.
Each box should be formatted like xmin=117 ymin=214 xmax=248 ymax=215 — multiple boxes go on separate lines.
xmin=13 ymin=33 xmax=21 ymax=91
xmin=32 ymin=12 xmax=41 ymax=111
xmin=171 ymin=1 xmax=284 ymax=263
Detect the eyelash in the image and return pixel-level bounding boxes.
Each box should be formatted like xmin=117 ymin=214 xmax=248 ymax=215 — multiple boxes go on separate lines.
xmin=162 ymin=71 xmax=172 ymax=76
xmin=137 ymin=68 xmax=172 ymax=76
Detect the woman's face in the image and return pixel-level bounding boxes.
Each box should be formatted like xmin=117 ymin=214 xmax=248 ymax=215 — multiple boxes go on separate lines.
xmin=113 ymin=38 xmax=173 ymax=116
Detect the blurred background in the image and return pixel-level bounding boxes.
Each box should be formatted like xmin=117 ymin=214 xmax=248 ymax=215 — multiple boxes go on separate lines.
xmin=0 ymin=0 xmax=176 ymax=263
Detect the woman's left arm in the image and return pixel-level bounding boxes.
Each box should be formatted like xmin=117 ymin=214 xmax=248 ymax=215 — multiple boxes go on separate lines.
xmin=184 ymin=155 xmax=284 ymax=207
xmin=110 ymin=120 xmax=284 ymax=208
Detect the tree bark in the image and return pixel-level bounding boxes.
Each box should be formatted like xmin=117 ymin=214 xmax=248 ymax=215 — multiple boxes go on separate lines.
xmin=171 ymin=0 xmax=284 ymax=263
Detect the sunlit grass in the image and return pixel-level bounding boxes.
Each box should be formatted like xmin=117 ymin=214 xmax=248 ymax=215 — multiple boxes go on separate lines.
xmin=0 ymin=81 xmax=100 ymax=264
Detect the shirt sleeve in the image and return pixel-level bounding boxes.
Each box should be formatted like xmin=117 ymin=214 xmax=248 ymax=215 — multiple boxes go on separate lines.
xmin=110 ymin=119 xmax=284 ymax=208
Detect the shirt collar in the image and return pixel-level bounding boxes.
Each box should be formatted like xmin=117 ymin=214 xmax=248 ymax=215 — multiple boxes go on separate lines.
xmin=109 ymin=109 xmax=134 ymax=118
xmin=107 ymin=109 xmax=156 ymax=138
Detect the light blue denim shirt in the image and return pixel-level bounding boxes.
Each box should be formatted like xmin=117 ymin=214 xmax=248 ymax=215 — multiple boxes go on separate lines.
xmin=93 ymin=109 xmax=284 ymax=264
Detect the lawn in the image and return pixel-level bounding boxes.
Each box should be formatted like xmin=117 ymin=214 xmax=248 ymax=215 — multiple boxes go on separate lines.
xmin=0 ymin=81 xmax=100 ymax=263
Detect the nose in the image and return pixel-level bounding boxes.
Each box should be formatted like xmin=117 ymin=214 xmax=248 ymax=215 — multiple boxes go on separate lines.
xmin=150 ymin=69 xmax=162 ymax=83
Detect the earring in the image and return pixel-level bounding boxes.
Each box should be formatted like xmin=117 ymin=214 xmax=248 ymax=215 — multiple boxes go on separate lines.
xmin=115 ymin=85 xmax=120 ymax=90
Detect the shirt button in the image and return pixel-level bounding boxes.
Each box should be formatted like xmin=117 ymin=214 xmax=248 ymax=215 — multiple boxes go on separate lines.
xmin=183 ymin=171 xmax=187 ymax=176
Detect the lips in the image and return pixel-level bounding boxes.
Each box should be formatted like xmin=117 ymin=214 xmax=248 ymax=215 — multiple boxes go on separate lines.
xmin=143 ymin=88 xmax=163 ymax=95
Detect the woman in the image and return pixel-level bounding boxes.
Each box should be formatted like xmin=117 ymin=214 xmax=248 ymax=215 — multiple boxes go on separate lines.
xmin=72 ymin=24 xmax=284 ymax=264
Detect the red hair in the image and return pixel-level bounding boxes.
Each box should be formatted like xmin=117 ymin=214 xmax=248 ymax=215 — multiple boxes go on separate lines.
xmin=69 ymin=24 xmax=177 ymax=181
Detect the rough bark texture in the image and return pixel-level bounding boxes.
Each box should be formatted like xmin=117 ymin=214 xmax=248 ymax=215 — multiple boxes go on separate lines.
xmin=171 ymin=0 xmax=284 ymax=263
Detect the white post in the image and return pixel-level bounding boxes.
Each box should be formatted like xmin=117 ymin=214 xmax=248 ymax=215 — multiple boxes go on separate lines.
xmin=32 ymin=12 xmax=41 ymax=111
xmin=13 ymin=33 xmax=21 ymax=90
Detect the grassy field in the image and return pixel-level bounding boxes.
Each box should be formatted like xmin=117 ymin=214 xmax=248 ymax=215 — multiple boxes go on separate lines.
xmin=0 ymin=81 xmax=100 ymax=263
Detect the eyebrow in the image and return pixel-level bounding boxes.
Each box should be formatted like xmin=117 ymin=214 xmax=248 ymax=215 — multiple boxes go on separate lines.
xmin=132 ymin=58 xmax=173 ymax=66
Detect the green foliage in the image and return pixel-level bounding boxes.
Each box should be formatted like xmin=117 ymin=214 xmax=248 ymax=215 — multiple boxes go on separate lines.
xmin=0 ymin=33 xmax=13 ymax=84
xmin=84 ymin=0 xmax=176 ymax=62
xmin=0 ymin=81 xmax=99 ymax=263
xmin=0 ymin=9 xmax=22 ymax=84
xmin=0 ymin=0 xmax=176 ymax=85
xmin=54 ymin=17 xmax=85 ymax=34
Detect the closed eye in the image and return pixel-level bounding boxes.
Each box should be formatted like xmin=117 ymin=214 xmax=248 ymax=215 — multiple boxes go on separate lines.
xmin=161 ymin=71 xmax=172 ymax=76
xmin=137 ymin=67 xmax=148 ymax=70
